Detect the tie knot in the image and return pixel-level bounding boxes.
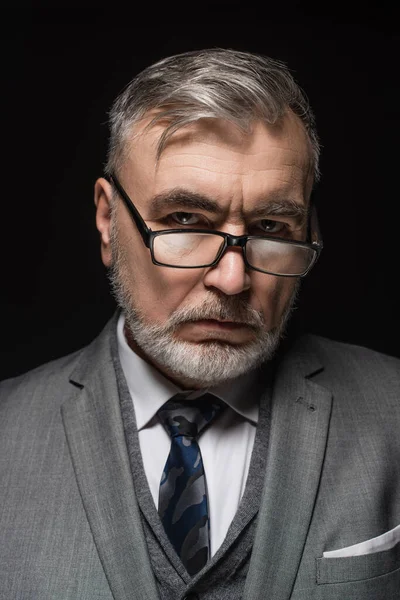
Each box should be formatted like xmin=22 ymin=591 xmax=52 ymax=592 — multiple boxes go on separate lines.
xmin=158 ymin=393 xmax=223 ymax=439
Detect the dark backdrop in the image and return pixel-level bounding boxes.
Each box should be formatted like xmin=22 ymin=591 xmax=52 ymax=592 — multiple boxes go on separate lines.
xmin=2 ymin=5 xmax=399 ymax=380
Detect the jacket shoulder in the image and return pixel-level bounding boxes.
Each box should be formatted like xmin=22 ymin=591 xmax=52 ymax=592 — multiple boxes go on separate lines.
xmin=304 ymin=333 xmax=400 ymax=374
xmin=296 ymin=334 xmax=400 ymax=412
xmin=0 ymin=313 xmax=118 ymax=415
xmin=0 ymin=349 xmax=84 ymax=412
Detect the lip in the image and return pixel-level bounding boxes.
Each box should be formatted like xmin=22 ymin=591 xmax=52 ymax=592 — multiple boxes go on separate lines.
xmin=192 ymin=319 xmax=247 ymax=330
xmin=177 ymin=319 xmax=255 ymax=343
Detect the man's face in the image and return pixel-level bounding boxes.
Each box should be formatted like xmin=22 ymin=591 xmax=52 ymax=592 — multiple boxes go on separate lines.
xmin=95 ymin=113 xmax=313 ymax=389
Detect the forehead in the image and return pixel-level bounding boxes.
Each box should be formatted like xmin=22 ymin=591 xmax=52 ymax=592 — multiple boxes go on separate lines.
xmin=120 ymin=112 xmax=314 ymax=210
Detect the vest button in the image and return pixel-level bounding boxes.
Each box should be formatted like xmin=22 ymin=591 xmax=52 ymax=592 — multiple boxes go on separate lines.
xmin=183 ymin=594 xmax=199 ymax=600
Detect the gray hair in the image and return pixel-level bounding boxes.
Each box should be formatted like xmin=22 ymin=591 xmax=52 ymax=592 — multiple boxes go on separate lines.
xmin=105 ymin=48 xmax=320 ymax=182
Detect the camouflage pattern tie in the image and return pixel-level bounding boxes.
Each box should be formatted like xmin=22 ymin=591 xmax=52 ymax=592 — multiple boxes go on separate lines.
xmin=158 ymin=393 xmax=223 ymax=575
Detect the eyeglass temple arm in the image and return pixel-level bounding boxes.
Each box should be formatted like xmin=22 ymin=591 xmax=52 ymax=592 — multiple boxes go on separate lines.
xmin=106 ymin=173 xmax=151 ymax=247
xmin=308 ymin=200 xmax=323 ymax=249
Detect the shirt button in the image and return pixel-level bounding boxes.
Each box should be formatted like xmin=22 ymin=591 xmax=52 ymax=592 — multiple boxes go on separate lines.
xmin=183 ymin=594 xmax=199 ymax=600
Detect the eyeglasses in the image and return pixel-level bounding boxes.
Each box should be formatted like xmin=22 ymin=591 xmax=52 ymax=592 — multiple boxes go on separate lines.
xmin=108 ymin=173 xmax=323 ymax=277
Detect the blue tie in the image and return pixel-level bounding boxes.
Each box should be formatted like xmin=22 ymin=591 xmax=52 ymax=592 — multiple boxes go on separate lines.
xmin=157 ymin=393 xmax=223 ymax=575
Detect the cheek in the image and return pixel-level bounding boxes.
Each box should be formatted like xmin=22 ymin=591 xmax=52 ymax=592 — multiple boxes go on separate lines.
xmin=116 ymin=214 xmax=206 ymax=323
xmin=126 ymin=248 xmax=204 ymax=321
xmin=251 ymin=274 xmax=297 ymax=328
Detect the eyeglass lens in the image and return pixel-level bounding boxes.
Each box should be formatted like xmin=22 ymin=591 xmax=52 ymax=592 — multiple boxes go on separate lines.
xmin=153 ymin=232 xmax=315 ymax=276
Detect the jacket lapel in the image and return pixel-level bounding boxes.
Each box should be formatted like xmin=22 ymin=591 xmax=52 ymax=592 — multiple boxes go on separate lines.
xmin=61 ymin=317 xmax=160 ymax=600
xmin=243 ymin=337 xmax=332 ymax=600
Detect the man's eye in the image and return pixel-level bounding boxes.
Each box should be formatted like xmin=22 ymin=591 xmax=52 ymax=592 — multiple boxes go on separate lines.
xmin=170 ymin=212 xmax=201 ymax=226
xmin=258 ymin=219 xmax=286 ymax=234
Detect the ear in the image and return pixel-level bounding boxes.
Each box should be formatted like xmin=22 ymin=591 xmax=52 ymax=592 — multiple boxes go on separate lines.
xmin=94 ymin=177 xmax=114 ymax=267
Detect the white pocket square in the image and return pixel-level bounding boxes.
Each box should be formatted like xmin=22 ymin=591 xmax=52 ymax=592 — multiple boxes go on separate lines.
xmin=323 ymin=524 xmax=400 ymax=558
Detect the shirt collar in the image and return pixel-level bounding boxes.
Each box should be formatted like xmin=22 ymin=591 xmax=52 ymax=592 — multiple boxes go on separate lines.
xmin=117 ymin=312 xmax=261 ymax=431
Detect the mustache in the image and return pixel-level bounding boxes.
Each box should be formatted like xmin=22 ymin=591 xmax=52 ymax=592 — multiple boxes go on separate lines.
xmin=165 ymin=294 xmax=265 ymax=331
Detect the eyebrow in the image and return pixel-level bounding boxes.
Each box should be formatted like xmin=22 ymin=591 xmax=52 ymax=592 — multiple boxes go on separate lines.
xmin=148 ymin=189 xmax=308 ymax=223
xmin=149 ymin=190 xmax=222 ymax=214
xmin=250 ymin=200 xmax=308 ymax=222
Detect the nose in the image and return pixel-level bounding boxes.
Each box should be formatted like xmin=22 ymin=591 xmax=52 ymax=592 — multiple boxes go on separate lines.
xmin=203 ymin=247 xmax=251 ymax=295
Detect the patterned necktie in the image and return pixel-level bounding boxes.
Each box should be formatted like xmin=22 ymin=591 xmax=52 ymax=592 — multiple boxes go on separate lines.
xmin=157 ymin=393 xmax=223 ymax=575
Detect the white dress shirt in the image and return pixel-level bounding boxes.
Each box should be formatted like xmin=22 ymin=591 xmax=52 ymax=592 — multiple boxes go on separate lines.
xmin=117 ymin=313 xmax=262 ymax=556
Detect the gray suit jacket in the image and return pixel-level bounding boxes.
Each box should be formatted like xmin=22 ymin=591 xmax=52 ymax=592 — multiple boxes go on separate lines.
xmin=1 ymin=315 xmax=399 ymax=599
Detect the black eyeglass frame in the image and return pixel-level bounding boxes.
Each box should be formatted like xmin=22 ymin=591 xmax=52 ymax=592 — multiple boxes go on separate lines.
xmin=107 ymin=173 xmax=323 ymax=278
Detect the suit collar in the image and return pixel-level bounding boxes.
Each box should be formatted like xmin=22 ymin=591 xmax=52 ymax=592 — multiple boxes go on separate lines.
xmin=62 ymin=312 xmax=160 ymax=600
xmin=68 ymin=311 xmax=120 ymax=389
xmin=243 ymin=335 xmax=332 ymax=600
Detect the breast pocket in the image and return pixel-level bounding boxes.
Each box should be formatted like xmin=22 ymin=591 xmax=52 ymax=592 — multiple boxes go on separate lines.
xmin=315 ymin=543 xmax=400 ymax=600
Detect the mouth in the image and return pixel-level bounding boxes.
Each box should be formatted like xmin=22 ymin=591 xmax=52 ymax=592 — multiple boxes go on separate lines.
xmin=191 ymin=319 xmax=249 ymax=330
xmin=174 ymin=318 xmax=257 ymax=344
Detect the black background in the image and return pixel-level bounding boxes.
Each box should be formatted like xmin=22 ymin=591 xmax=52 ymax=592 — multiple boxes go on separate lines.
xmin=2 ymin=3 xmax=399 ymax=380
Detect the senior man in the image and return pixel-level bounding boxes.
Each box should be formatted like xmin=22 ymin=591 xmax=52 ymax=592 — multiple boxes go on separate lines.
xmin=1 ymin=48 xmax=399 ymax=600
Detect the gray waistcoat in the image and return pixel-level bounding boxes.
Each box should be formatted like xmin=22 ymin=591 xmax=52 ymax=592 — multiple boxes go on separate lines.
xmin=113 ymin=347 xmax=271 ymax=600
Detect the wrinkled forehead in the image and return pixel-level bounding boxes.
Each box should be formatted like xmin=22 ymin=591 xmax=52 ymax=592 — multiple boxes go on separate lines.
xmin=119 ymin=111 xmax=314 ymax=205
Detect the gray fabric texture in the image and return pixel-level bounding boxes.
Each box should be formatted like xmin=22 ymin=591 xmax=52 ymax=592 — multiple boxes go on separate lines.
xmin=0 ymin=312 xmax=399 ymax=599
xmin=243 ymin=335 xmax=400 ymax=600
xmin=0 ymin=314 xmax=159 ymax=600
